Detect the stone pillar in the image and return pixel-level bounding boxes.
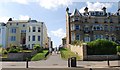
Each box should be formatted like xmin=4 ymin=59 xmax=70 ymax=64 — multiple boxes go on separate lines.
xmin=82 ymin=43 xmax=87 ymax=60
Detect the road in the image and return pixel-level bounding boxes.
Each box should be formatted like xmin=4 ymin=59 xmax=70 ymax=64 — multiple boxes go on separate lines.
xmin=1 ymin=52 xmax=120 ymax=69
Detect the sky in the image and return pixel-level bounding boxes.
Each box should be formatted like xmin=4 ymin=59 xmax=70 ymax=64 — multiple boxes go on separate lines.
xmin=0 ymin=0 xmax=119 ymax=48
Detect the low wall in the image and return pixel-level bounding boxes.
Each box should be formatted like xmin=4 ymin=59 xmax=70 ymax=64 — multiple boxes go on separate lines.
xmin=70 ymin=45 xmax=84 ymax=60
xmin=8 ymin=50 xmax=37 ymax=61
xmin=85 ymin=55 xmax=119 ymax=61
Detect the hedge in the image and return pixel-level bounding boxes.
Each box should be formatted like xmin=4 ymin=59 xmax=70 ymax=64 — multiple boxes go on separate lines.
xmin=87 ymin=39 xmax=118 ymax=55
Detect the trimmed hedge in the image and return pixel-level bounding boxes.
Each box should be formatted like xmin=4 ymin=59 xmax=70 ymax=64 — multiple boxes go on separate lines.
xmin=116 ymin=46 xmax=120 ymax=52
xmin=87 ymin=39 xmax=118 ymax=55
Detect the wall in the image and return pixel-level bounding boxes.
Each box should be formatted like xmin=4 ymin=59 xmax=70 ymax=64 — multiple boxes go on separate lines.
xmin=70 ymin=44 xmax=119 ymax=60
xmin=86 ymin=55 xmax=119 ymax=61
xmin=8 ymin=50 xmax=37 ymax=61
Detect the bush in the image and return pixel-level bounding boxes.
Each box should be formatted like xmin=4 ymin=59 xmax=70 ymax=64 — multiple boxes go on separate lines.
xmin=71 ymin=40 xmax=83 ymax=46
xmin=87 ymin=39 xmax=118 ymax=55
xmin=2 ymin=49 xmax=8 ymax=54
xmin=116 ymin=46 xmax=120 ymax=52
xmin=33 ymin=44 xmax=43 ymax=53
xmin=8 ymin=46 xmax=20 ymax=53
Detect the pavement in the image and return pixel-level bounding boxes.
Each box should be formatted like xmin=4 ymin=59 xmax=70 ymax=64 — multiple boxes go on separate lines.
xmin=1 ymin=52 xmax=120 ymax=69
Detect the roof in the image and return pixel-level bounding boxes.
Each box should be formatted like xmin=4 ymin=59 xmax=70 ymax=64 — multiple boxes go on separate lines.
xmin=70 ymin=9 xmax=82 ymax=16
xmin=7 ymin=20 xmax=28 ymax=23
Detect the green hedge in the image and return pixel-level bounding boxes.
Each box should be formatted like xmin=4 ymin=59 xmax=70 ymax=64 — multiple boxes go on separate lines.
xmin=87 ymin=39 xmax=118 ymax=55
xmin=116 ymin=46 xmax=120 ymax=52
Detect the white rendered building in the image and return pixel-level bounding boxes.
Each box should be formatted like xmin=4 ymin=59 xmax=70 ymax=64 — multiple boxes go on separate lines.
xmin=0 ymin=22 xmax=6 ymax=48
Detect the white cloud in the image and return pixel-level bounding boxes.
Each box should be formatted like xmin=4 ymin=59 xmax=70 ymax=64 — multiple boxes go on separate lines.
xmin=19 ymin=15 xmax=30 ymax=20
xmin=79 ymin=2 xmax=112 ymax=13
xmin=38 ymin=0 xmax=73 ymax=9
xmin=0 ymin=16 xmax=10 ymax=23
xmin=11 ymin=0 xmax=30 ymax=5
xmin=50 ymin=28 xmax=66 ymax=38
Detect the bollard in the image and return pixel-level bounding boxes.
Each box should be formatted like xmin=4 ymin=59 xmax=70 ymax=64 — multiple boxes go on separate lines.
xmin=107 ymin=56 xmax=110 ymax=66
xmin=107 ymin=59 xmax=110 ymax=66
xmin=68 ymin=58 xmax=71 ymax=67
xmin=26 ymin=58 xmax=29 ymax=68
xmin=90 ymin=68 xmax=92 ymax=70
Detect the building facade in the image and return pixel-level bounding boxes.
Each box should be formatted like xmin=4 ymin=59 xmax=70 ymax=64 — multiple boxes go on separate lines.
xmin=0 ymin=22 xmax=6 ymax=48
xmin=66 ymin=7 xmax=120 ymax=47
xmin=6 ymin=18 xmax=48 ymax=49
xmin=26 ymin=20 xmax=48 ymax=49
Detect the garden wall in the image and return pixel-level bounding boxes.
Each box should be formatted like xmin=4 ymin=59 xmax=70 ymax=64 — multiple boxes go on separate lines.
xmin=70 ymin=44 xmax=120 ymax=60
xmin=8 ymin=50 xmax=37 ymax=61
xmin=85 ymin=55 xmax=119 ymax=60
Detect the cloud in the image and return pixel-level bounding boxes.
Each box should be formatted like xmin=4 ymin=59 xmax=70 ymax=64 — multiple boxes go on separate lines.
xmin=50 ymin=28 xmax=66 ymax=38
xmin=37 ymin=0 xmax=73 ymax=9
xmin=79 ymin=2 xmax=112 ymax=13
xmin=19 ymin=15 xmax=30 ymax=20
xmin=0 ymin=16 xmax=10 ymax=23
xmin=11 ymin=0 xmax=30 ymax=5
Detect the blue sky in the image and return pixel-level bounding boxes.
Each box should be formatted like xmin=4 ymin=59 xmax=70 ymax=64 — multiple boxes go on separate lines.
xmin=0 ymin=0 xmax=119 ymax=47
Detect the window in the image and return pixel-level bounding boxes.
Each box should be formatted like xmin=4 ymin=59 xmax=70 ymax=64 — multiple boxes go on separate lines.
xmin=94 ymin=35 xmax=103 ymax=40
xmin=23 ymin=24 xmax=25 ymax=27
xmin=75 ymin=25 xmax=80 ymax=30
xmin=104 ymin=25 xmax=108 ymax=31
xmin=84 ymin=36 xmax=90 ymax=42
xmin=11 ymin=28 xmax=16 ymax=33
xmin=29 ymin=36 xmax=30 ymax=41
xmin=11 ymin=36 xmax=16 ymax=41
xmin=33 ymin=27 xmax=36 ymax=32
xmin=38 ymin=27 xmax=40 ymax=32
xmin=10 ymin=23 xmax=12 ymax=25
xmin=21 ymin=30 xmax=26 ymax=33
xmin=0 ymin=29 xmax=1 ymax=33
xmin=16 ymin=23 xmax=18 ymax=25
xmin=29 ymin=27 xmax=31 ymax=32
xmin=76 ymin=34 xmax=80 ymax=40
xmin=38 ymin=36 xmax=40 ymax=41
xmin=74 ymin=17 xmax=79 ymax=21
xmin=32 ymin=35 xmax=35 ymax=41
xmin=32 ymin=44 xmax=35 ymax=49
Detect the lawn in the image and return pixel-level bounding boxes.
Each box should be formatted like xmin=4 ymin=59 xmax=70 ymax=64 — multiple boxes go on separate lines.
xmin=31 ymin=50 xmax=49 ymax=61
xmin=60 ymin=48 xmax=81 ymax=60
xmin=0 ymin=48 xmax=2 ymax=54
xmin=19 ymin=50 xmax=33 ymax=53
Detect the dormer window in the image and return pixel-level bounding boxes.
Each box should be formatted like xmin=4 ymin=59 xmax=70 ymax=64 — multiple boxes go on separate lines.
xmin=75 ymin=17 xmax=79 ymax=21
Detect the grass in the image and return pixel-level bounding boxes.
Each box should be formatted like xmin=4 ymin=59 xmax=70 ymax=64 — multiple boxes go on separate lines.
xmin=60 ymin=48 xmax=81 ymax=60
xmin=19 ymin=50 xmax=33 ymax=53
xmin=0 ymin=48 xmax=2 ymax=54
xmin=31 ymin=50 xmax=48 ymax=61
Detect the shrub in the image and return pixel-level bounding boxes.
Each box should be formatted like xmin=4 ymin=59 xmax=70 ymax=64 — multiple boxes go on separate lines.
xmin=87 ymin=39 xmax=118 ymax=55
xmin=2 ymin=49 xmax=8 ymax=54
xmin=116 ymin=46 xmax=120 ymax=52
xmin=8 ymin=46 xmax=20 ymax=53
xmin=71 ymin=40 xmax=83 ymax=46
xmin=33 ymin=44 xmax=43 ymax=53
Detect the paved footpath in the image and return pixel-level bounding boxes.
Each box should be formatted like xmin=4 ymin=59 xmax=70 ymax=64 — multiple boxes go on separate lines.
xmin=1 ymin=52 xmax=120 ymax=69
